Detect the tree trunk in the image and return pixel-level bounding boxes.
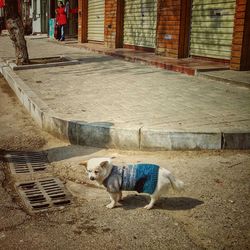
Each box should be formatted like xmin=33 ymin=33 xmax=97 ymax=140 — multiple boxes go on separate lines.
xmin=5 ymin=0 xmax=30 ymax=65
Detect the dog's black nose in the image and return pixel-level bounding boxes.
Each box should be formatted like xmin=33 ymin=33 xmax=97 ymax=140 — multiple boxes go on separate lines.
xmin=90 ymin=177 xmax=95 ymax=181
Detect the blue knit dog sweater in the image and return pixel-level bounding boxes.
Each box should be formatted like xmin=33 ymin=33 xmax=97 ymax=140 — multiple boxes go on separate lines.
xmin=103 ymin=163 xmax=159 ymax=194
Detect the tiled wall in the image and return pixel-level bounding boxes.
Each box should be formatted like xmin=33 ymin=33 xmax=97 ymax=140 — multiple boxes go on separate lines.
xmin=156 ymin=0 xmax=181 ymax=57
xmin=230 ymin=0 xmax=249 ymax=70
xmin=78 ymin=0 xmax=87 ymax=43
xmin=104 ymin=0 xmax=118 ymax=48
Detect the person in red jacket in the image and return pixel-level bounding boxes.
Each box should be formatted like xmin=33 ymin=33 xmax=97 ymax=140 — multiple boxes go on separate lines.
xmin=55 ymin=1 xmax=67 ymax=41
xmin=0 ymin=0 xmax=5 ymax=8
xmin=0 ymin=0 xmax=4 ymax=35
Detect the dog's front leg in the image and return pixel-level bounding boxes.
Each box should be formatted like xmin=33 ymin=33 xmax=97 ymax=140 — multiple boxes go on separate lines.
xmin=106 ymin=192 xmax=119 ymax=209
xmin=118 ymin=191 xmax=123 ymax=201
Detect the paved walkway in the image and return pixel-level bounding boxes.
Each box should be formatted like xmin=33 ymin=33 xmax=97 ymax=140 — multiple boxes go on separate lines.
xmin=0 ymin=35 xmax=250 ymax=150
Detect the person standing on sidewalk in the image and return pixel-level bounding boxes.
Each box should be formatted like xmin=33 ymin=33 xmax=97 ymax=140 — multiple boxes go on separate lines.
xmin=56 ymin=1 xmax=67 ymax=41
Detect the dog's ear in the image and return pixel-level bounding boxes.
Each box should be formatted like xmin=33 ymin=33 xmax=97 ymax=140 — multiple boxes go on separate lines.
xmin=79 ymin=160 xmax=88 ymax=168
xmin=100 ymin=161 xmax=108 ymax=168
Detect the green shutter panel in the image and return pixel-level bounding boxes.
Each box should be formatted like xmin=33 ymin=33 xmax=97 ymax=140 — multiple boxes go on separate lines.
xmin=190 ymin=0 xmax=236 ymax=59
xmin=88 ymin=0 xmax=105 ymax=42
xmin=124 ymin=0 xmax=157 ymax=48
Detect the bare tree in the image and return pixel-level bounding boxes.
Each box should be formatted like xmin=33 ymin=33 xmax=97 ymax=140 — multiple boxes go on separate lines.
xmin=5 ymin=0 xmax=29 ymax=65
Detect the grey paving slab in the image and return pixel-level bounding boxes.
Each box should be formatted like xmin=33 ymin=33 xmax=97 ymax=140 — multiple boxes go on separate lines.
xmin=199 ymin=70 xmax=250 ymax=88
xmin=1 ymin=36 xmax=250 ymax=150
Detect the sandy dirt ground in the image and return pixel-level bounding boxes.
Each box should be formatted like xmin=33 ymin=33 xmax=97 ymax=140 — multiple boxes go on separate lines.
xmin=0 ymin=75 xmax=250 ymax=250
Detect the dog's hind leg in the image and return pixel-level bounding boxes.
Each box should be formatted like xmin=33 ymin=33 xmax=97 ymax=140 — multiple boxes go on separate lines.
xmin=144 ymin=195 xmax=159 ymax=210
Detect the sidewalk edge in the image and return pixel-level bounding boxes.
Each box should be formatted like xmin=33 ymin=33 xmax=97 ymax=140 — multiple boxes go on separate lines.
xmin=1 ymin=62 xmax=249 ymax=150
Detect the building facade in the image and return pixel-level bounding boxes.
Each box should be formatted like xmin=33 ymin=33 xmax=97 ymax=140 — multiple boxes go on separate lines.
xmin=78 ymin=0 xmax=250 ymax=71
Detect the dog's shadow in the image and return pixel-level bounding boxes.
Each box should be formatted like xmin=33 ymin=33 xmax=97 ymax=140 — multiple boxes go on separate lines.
xmin=121 ymin=195 xmax=203 ymax=210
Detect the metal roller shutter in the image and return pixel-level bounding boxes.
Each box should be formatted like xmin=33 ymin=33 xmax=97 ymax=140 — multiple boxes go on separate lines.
xmin=190 ymin=0 xmax=236 ymax=60
xmin=88 ymin=0 xmax=104 ymax=42
xmin=124 ymin=0 xmax=157 ymax=49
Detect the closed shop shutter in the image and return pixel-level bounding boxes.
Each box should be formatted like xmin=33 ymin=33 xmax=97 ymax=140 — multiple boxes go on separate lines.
xmin=190 ymin=0 xmax=236 ymax=60
xmin=88 ymin=0 xmax=104 ymax=42
xmin=124 ymin=0 xmax=157 ymax=49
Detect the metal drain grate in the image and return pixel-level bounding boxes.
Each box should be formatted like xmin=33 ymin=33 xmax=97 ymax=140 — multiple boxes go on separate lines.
xmin=5 ymin=151 xmax=49 ymax=175
xmin=15 ymin=177 xmax=71 ymax=213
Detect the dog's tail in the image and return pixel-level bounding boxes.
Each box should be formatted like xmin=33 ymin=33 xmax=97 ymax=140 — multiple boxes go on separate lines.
xmin=168 ymin=174 xmax=184 ymax=192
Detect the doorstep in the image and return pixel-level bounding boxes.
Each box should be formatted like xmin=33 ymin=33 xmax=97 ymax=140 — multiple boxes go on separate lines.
xmin=66 ymin=42 xmax=229 ymax=76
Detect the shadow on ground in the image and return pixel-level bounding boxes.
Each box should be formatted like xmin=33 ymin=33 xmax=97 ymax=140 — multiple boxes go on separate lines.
xmin=0 ymin=146 xmax=100 ymax=163
xmin=44 ymin=145 xmax=100 ymax=162
xmin=121 ymin=195 xmax=204 ymax=211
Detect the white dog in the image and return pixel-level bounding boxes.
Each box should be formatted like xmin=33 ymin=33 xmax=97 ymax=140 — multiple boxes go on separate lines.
xmin=80 ymin=157 xmax=184 ymax=209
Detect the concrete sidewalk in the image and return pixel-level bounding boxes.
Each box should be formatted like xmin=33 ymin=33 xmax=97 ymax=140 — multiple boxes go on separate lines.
xmin=0 ymin=36 xmax=250 ymax=150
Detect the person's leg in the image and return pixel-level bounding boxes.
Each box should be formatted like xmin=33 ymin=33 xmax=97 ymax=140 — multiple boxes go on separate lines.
xmin=60 ymin=25 xmax=65 ymax=41
xmin=0 ymin=17 xmax=3 ymax=35
xmin=56 ymin=25 xmax=61 ymax=40
xmin=58 ymin=25 xmax=61 ymax=40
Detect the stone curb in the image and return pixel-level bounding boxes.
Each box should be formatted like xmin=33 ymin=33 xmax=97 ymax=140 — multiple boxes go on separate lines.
xmin=7 ymin=56 xmax=79 ymax=71
xmin=0 ymin=62 xmax=249 ymax=150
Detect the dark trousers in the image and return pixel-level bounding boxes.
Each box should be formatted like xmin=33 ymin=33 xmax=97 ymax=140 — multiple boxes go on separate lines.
xmin=60 ymin=24 xmax=66 ymax=39
xmin=55 ymin=24 xmax=61 ymax=40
